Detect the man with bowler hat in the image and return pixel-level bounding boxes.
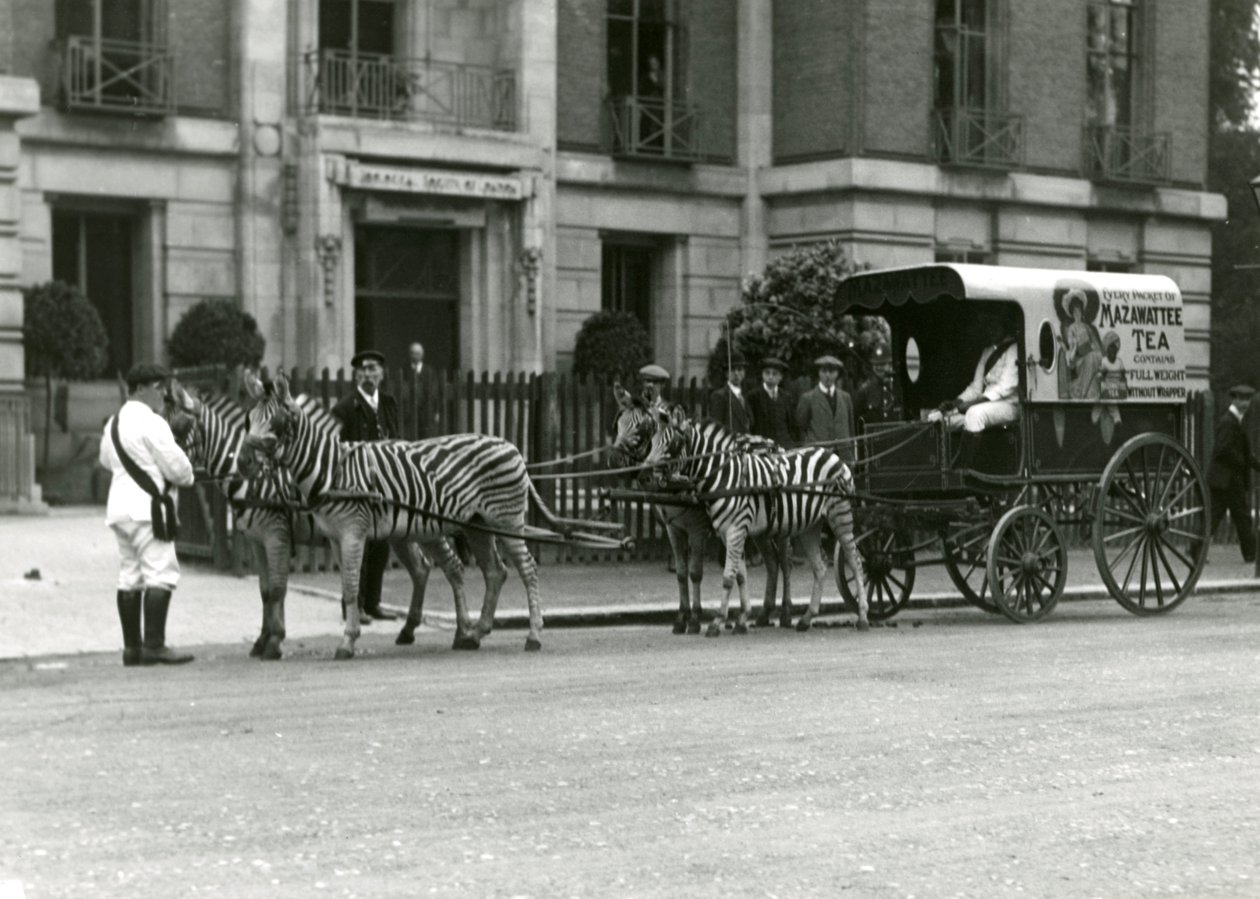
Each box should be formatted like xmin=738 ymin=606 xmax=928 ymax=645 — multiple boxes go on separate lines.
xmin=748 ymin=356 xmax=796 ymax=447
xmin=795 ymin=355 xmax=856 ymax=461
xmin=708 ymin=349 xmax=752 ymax=434
xmin=331 ymin=349 xmax=400 ymax=620
xmin=1207 ymin=384 xmax=1260 ymax=563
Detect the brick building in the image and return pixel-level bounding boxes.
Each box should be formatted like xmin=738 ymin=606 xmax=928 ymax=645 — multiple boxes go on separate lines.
xmin=0 ymin=0 xmax=1225 ymax=504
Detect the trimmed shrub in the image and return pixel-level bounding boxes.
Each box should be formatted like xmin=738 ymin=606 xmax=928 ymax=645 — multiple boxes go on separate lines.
xmin=168 ymin=299 xmax=266 ymax=369
xmin=572 ymin=311 xmax=653 ymax=384
xmin=23 ymin=281 xmax=109 ymax=382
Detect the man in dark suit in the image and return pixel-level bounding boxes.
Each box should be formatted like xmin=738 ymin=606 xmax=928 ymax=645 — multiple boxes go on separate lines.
xmin=854 ymin=344 xmax=905 ymax=429
xmin=795 ymin=354 xmax=856 ymax=462
xmin=708 ymin=350 xmax=752 ymax=434
xmin=409 ymin=341 xmax=442 ymax=439
xmin=331 ymin=349 xmax=400 ymax=620
xmin=1207 ymin=383 xmax=1260 ymax=563
xmin=748 ymin=356 xmax=796 ymax=447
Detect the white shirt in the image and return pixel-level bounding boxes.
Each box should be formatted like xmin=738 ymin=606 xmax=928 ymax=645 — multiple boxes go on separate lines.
xmin=357 ymin=385 xmax=380 ymax=412
xmin=959 ymin=342 xmax=1019 ymax=406
xmin=1230 ymin=404 xmax=1245 ymax=423
xmin=99 ymin=400 xmax=194 ymax=525
xmin=413 ymin=362 xmax=424 ymax=375
xmin=763 ymin=383 xmax=778 ymax=400
xmin=728 ymin=384 xmax=742 ymax=399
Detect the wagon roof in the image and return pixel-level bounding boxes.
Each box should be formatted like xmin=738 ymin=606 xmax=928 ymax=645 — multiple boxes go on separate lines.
xmin=836 ymin=263 xmax=1183 ymax=310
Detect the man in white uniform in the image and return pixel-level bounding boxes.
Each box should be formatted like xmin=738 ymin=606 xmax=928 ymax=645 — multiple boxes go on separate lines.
xmin=940 ymin=314 xmax=1020 ymax=468
xmin=99 ymin=362 xmax=196 ymax=666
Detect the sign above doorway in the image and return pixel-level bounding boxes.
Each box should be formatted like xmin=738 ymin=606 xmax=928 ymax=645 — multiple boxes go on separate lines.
xmin=329 ymin=159 xmax=533 ymax=201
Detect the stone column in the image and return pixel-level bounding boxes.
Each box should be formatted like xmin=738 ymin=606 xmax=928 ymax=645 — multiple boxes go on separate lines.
xmin=737 ymin=0 xmax=772 ymax=277
xmin=0 ymin=75 xmax=44 ymax=513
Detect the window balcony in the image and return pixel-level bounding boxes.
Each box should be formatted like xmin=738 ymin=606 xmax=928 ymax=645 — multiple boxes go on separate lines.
xmin=1083 ymin=125 xmax=1170 ymax=185
xmin=606 ymin=95 xmax=703 ymax=162
xmin=933 ymin=107 xmax=1024 ymax=170
xmin=62 ymin=36 xmax=174 ymax=116
xmin=306 ymin=50 xmax=517 ymax=132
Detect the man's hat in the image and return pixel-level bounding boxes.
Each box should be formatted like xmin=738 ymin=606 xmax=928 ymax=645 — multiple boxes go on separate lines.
xmin=639 ymin=363 xmax=670 ymax=381
xmin=723 ymin=350 xmax=747 ymax=370
xmin=760 ymin=356 xmax=788 ymax=372
xmin=351 ymin=349 xmax=386 ymax=369
xmin=1229 ymin=384 xmax=1256 ymax=399
xmin=125 ymin=362 xmax=171 ymax=391
xmin=814 ymin=354 xmax=844 ymax=369
xmin=869 ymin=345 xmax=891 ymax=365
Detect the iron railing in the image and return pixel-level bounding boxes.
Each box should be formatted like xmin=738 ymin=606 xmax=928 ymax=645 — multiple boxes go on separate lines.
xmin=1083 ymin=125 xmax=1170 ymax=184
xmin=63 ymin=36 xmax=174 ymax=115
xmin=306 ymin=50 xmax=517 ymax=131
xmin=606 ymin=95 xmax=703 ymax=162
xmin=933 ymin=107 xmax=1024 ymax=170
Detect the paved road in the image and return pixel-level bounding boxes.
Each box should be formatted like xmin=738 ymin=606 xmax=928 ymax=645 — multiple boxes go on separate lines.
xmin=2 ymin=595 xmax=1259 ymax=898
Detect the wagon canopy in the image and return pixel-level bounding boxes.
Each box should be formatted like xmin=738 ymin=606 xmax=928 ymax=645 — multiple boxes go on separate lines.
xmin=836 ymin=263 xmax=1187 ymax=405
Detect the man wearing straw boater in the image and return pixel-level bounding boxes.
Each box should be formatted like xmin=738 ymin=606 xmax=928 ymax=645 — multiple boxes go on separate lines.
xmin=99 ymin=362 xmax=197 ymax=666
xmin=795 ymin=354 xmax=856 ymax=462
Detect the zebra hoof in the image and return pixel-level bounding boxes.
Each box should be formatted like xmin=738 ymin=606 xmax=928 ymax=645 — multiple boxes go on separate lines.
xmin=705 ymin=622 xmax=721 ymax=638
xmin=395 ymin=629 xmax=416 ymax=646
xmin=333 ymin=647 xmax=355 ymax=661
xmin=453 ymin=633 xmax=481 ymax=651
xmin=857 ymin=619 xmax=870 ymax=632
xmin=261 ymin=642 xmax=283 ymax=661
xmin=754 ymin=614 xmax=771 ymax=628
xmin=795 ymin=618 xmax=812 ymax=632
xmin=733 ymin=622 xmax=749 ymax=635
xmin=672 ymin=621 xmax=687 ymax=635
xmin=524 ymin=637 xmax=542 ymax=652
xmin=686 ymin=620 xmax=701 ymax=635
xmin=249 ymin=638 xmax=266 ymax=658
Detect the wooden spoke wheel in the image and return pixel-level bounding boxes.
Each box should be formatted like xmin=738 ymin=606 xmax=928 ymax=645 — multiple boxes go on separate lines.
xmin=1093 ymin=433 xmax=1208 ymax=615
xmin=986 ymin=506 xmax=1068 ymax=624
xmin=839 ymin=526 xmax=917 ymax=622
xmin=942 ymin=520 xmax=1001 ymax=614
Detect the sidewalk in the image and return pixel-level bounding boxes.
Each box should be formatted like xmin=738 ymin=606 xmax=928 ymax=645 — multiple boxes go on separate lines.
xmin=3 ymin=506 xmax=1258 ymax=659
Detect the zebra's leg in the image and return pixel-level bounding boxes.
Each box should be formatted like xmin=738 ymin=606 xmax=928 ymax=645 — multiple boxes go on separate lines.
xmin=831 ymin=506 xmax=871 ymax=632
xmin=795 ymin=529 xmax=826 ymax=632
xmin=422 ymin=536 xmax=478 ymax=649
xmin=392 ymin=538 xmax=433 ymax=647
xmin=335 ymin=530 xmax=367 ymax=660
xmin=778 ymin=534 xmax=794 ymax=626
xmin=708 ymin=527 xmax=745 ymax=637
xmin=685 ymin=522 xmax=706 ymax=635
xmin=754 ymin=534 xmax=778 ymax=627
xmin=464 ymin=530 xmax=507 ymax=643
xmin=497 ymin=536 xmax=544 ymax=651
xmin=258 ymin=524 xmax=291 ymax=660
xmin=664 ymin=522 xmax=689 ymax=634
xmin=248 ymin=539 xmax=270 ymax=657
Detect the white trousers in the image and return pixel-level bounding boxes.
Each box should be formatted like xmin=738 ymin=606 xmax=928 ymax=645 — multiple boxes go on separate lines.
xmin=945 ymin=400 xmax=1018 ymax=434
xmin=111 ymin=520 xmax=181 ymax=591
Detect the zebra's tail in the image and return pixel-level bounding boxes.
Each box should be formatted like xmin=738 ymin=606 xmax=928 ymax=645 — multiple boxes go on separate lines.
xmin=526 ymin=478 xmax=628 ymax=536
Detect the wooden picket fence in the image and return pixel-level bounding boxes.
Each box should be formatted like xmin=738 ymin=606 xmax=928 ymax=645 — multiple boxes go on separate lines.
xmin=171 ymin=371 xmax=1244 ymax=573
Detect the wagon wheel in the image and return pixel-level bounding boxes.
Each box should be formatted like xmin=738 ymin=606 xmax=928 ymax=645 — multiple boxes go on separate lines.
xmin=1093 ymin=433 xmax=1208 ymax=615
xmin=838 ymin=526 xmax=917 ymax=621
xmin=986 ymin=506 xmax=1068 ymax=624
xmin=941 ymin=520 xmax=1001 ymax=614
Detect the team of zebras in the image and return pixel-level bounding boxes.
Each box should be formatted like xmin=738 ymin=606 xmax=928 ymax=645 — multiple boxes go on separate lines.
xmin=163 ymin=371 xmax=868 ymax=660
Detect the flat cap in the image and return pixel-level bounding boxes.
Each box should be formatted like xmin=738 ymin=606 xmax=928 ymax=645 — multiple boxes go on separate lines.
xmin=351 ymin=349 xmax=386 ymax=369
xmin=1229 ymin=384 xmax=1256 ymax=399
xmin=813 ymin=354 xmax=844 ymax=369
xmin=639 ymin=363 xmax=671 ymax=381
xmin=760 ymin=356 xmax=788 ymax=372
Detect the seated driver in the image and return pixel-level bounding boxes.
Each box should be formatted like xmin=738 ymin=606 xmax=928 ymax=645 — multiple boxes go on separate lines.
xmin=939 ymin=312 xmax=1019 ymax=467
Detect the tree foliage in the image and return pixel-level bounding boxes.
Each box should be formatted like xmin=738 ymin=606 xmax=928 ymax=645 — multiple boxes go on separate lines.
xmin=572 ymin=311 xmax=653 ymax=383
xmin=167 ymin=299 xmax=266 ymax=369
xmin=706 ymin=240 xmax=888 ymax=388
xmin=1210 ymin=0 xmax=1260 ymax=132
xmin=23 ymin=281 xmax=108 ymax=381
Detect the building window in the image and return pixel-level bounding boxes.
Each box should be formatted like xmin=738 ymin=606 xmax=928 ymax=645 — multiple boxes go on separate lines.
xmin=52 ymin=209 xmax=137 ymax=376
xmin=1086 ymin=258 xmax=1134 ymax=273
xmin=932 ymin=0 xmax=1022 ymax=169
xmin=601 ymin=241 xmax=654 ymax=342
xmin=605 ymin=0 xmax=701 ymax=160
xmin=935 ymin=247 xmax=992 ymax=264
xmin=55 ymin=0 xmax=173 ymax=114
xmin=319 ymin=0 xmax=395 ymax=55
xmin=1083 ymin=1 xmax=1167 ymax=183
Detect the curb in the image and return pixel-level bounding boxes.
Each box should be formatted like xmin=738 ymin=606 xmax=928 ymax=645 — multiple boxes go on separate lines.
xmin=289 ymin=577 xmax=1259 ymax=630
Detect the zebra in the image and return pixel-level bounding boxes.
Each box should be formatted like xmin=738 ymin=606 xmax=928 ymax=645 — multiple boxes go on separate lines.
xmin=641 ymin=403 xmax=870 ymax=636
xmin=165 ymin=378 xmax=466 ymax=659
xmin=610 ymin=384 xmax=794 ymax=634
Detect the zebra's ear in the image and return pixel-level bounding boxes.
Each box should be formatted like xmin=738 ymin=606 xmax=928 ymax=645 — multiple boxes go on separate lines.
xmin=240 ymin=366 xmax=265 ymax=406
xmin=273 ymin=369 xmax=292 ymax=403
xmin=668 ymin=405 xmax=688 ymax=429
xmin=613 ymin=382 xmax=633 ymax=410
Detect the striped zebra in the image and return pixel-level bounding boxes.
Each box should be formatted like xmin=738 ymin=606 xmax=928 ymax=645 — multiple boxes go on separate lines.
xmin=244 ymin=371 xmax=606 ymax=658
xmin=166 ymin=379 xmax=462 ymax=659
xmin=610 ymin=384 xmax=793 ymax=634
xmin=642 ymin=404 xmax=869 ymax=635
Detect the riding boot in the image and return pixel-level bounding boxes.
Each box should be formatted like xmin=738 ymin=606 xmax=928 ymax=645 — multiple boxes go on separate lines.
xmin=116 ymin=589 xmax=143 ymax=667
xmin=140 ymin=588 xmax=194 ymax=665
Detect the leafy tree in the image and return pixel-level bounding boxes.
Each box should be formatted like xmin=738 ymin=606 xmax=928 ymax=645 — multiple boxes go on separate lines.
xmin=23 ymin=281 xmax=109 ymax=468
xmin=1210 ymin=0 xmax=1260 ymax=132
xmin=572 ymin=311 xmax=652 ymax=384
xmin=706 ymin=240 xmax=888 ymax=388
xmin=167 ymin=299 xmax=266 ymax=369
